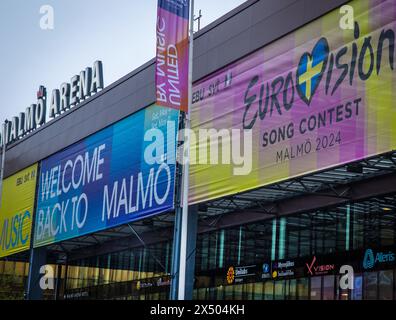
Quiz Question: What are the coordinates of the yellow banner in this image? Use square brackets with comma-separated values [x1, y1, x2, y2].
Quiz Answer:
[0, 164, 38, 258]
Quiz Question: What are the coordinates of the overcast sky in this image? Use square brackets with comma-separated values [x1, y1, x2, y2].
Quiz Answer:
[0, 0, 246, 123]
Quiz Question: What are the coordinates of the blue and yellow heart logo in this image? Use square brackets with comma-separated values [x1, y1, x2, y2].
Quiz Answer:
[296, 37, 329, 105]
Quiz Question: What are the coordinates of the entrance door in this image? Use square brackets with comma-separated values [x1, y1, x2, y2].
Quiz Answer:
[364, 271, 378, 300]
[310, 276, 321, 300]
[322, 275, 335, 300]
[378, 270, 394, 300]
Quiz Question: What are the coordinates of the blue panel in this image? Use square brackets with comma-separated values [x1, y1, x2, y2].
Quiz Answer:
[34, 105, 179, 247]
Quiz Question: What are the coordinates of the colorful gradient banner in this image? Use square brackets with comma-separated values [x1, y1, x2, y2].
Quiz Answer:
[189, 0, 396, 204]
[156, 0, 189, 111]
[34, 105, 179, 247]
[0, 164, 38, 258]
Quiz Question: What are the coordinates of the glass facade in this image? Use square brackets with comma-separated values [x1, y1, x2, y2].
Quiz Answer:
[0, 261, 62, 300]
[55, 195, 396, 300]
[63, 242, 173, 300]
[1, 195, 396, 300]
[0, 261, 29, 300]
[191, 197, 396, 300]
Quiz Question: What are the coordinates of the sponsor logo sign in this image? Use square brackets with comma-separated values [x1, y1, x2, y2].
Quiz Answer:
[305, 256, 335, 276]
[363, 248, 395, 270]
[226, 265, 256, 284]
[272, 260, 296, 279]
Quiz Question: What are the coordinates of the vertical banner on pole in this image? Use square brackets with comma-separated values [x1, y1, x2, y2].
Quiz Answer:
[156, 0, 190, 112]
[156, 0, 192, 300]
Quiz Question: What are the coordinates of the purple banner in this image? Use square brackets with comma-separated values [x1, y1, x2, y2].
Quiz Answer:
[156, 0, 189, 111]
[189, 0, 396, 204]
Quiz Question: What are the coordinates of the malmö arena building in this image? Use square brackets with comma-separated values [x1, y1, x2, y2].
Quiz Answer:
[2, 0, 396, 301]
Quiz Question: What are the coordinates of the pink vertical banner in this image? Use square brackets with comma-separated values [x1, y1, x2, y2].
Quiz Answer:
[156, 0, 190, 112]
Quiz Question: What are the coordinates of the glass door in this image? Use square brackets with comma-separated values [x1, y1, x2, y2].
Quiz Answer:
[378, 270, 393, 300]
[263, 281, 274, 300]
[363, 272, 378, 300]
[310, 276, 322, 300]
[253, 282, 263, 300]
[274, 280, 285, 300]
[352, 274, 363, 300]
[297, 278, 309, 300]
[322, 275, 335, 300]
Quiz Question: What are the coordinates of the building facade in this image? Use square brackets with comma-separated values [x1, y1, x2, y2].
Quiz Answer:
[2, 0, 396, 300]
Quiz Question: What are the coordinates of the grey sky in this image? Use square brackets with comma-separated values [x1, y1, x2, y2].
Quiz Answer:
[0, 0, 246, 123]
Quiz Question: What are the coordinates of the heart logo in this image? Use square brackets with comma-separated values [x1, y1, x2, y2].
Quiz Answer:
[296, 37, 329, 105]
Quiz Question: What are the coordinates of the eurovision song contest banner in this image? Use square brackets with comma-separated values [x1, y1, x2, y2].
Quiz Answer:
[156, 0, 189, 111]
[189, 0, 396, 204]
[0, 164, 38, 258]
[34, 105, 179, 247]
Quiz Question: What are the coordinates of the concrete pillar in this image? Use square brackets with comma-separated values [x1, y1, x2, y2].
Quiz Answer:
[26, 247, 47, 300]
[170, 205, 198, 300]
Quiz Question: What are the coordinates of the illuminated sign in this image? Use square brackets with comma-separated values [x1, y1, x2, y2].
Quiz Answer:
[272, 260, 295, 279]
[136, 276, 171, 290]
[261, 263, 271, 279]
[226, 265, 256, 284]
[1, 61, 104, 147]
[363, 248, 395, 270]
[306, 256, 335, 276]
[64, 291, 89, 300]
[226, 266, 235, 284]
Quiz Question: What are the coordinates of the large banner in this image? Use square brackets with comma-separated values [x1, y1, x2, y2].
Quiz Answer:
[0, 164, 38, 258]
[34, 105, 179, 247]
[189, 0, 396, 204]
[156, 0, 189, 111]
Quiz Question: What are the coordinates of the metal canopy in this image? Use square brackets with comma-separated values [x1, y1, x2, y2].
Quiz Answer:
[199, 152, 396, 219]
[44, 212, 176, 263]
[63, 151, 396, 262]
[3, 151, 396, 264]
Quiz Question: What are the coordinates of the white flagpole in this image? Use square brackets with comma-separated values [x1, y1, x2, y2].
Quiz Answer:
[177, 0, 194, 300]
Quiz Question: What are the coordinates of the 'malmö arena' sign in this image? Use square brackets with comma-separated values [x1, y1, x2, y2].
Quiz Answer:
[1, 61, 103, 147]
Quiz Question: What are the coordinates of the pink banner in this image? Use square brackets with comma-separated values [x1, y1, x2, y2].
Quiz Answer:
[156, 0, 189, 111]
[189, 0, 396, 204]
